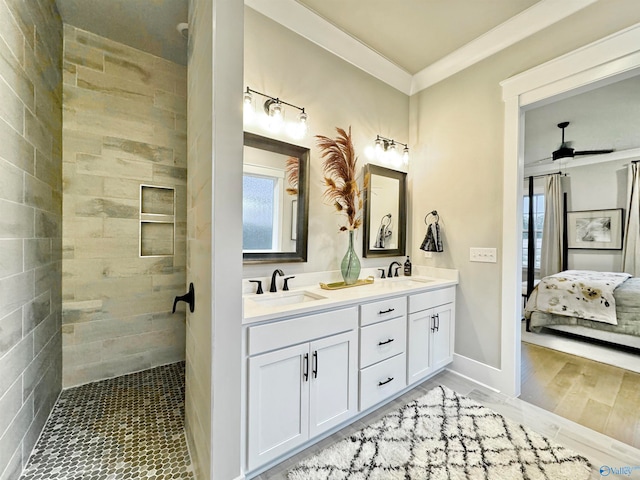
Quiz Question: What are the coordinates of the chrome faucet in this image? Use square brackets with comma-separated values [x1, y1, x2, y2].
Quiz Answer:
[387, 261, 402, 278]
[270, 269, 284, 292]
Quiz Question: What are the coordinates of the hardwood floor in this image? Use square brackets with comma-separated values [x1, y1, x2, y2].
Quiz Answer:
[253, 369, 640, 479]
[521, 341, 640, 450]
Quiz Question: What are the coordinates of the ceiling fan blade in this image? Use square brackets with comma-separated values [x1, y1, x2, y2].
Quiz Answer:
[552, 146, 574, 161]
[573, 149, 614, 156]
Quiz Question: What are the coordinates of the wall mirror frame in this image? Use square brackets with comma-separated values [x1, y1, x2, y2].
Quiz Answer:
[243, 132, 310, 263]
[362, 164, 407, 258]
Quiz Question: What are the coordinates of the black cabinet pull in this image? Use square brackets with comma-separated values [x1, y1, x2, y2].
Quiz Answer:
[378, 377, 394, 386]
[312, 351, 318, 378]
[435, 313, 440, 332]
[378, 308, 395, 315]
[378, 338, 395, 346]
[431, 314, 436, 332]
[303, 353, 309, 381]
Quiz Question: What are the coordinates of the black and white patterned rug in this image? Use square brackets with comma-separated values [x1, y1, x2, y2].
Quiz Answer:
[288, 385, 591, 480]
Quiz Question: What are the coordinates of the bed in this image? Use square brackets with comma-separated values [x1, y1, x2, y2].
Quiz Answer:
[524, 270, 640, 349]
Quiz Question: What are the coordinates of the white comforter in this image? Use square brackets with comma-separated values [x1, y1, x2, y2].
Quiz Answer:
[526, 270, 631, 325]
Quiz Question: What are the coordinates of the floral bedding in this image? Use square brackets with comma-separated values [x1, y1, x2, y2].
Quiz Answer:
[525, 270, 631, 325]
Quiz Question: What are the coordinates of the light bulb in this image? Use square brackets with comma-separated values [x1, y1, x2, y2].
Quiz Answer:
[402, 146, 409, 165]
[243, 89, 254, 122]
[297, 110, 308, 137]
[374, 137, 383, 158]
[268, 100, 283, 132]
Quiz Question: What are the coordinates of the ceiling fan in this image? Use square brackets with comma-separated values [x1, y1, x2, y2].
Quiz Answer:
[552, 121, 614, 161]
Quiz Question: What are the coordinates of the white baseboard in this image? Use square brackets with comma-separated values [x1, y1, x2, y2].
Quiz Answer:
[450, 353, 506, 393]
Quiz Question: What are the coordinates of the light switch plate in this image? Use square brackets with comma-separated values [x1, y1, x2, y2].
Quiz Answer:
[470, 247, 497, 263]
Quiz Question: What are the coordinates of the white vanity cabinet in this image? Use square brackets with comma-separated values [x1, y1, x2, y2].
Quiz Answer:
[246, 307, 358, 471]
[358, 297, 407, 411]
[407, 287, 456, 385]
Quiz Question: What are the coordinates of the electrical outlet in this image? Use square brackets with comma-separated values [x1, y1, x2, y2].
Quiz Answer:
[470, 247, 497, 263]
[424, 251, 433, 259]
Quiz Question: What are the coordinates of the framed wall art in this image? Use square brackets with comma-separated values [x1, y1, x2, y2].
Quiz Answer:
[567, 208, 623, 250]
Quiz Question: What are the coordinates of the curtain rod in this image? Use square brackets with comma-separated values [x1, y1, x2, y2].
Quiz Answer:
[523, 172, 567, 180]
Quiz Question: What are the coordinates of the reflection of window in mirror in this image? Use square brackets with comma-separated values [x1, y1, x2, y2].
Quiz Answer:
[243, 165, 283, 251]
[243, 132, 310, 263]
[243, 145, 297, 253]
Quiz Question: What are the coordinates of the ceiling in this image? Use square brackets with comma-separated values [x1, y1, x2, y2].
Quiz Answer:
[524, 75, 640, 166]
[295, 0, 539, 74]
[55, 0, 188, 65]
[54, 0, 598, 92]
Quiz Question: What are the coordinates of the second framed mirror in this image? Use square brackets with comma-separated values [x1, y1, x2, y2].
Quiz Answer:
[362, 164, 407, 258]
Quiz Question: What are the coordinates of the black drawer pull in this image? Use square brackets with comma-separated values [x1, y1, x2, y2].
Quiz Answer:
[378, 338, 395, 346]
[378, 377, 394, 387]
[378, 308, 395, 315]
[312, 351, 318, 378]
[303, 353, 309, 382]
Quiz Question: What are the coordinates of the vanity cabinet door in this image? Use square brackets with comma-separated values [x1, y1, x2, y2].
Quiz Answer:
[308, 330, 358, 438]
[407, 309, 432, 385]
[431, 302, 454, 371]
[247, 343, 310, 471]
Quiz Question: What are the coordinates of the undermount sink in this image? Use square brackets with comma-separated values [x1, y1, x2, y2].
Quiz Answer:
[379, 277, 434, 288]
[248, 290, 327, 307]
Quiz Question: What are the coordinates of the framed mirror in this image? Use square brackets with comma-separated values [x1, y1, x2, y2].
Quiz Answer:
[363, 164, 407, 258]
[243, 132, 309, 263]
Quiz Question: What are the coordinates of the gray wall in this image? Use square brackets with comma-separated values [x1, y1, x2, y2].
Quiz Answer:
[409, 0, 640, 369]
[0, 1, 63, 478]
[61, 25, 187, 387]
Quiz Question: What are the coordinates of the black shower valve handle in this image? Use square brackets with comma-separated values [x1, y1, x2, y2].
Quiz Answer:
[172, 283, 195, 313]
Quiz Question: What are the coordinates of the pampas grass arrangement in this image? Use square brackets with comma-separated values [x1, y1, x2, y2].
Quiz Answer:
[316, 126, 363, 231]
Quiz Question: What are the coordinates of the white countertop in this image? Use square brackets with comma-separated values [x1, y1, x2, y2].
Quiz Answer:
[243, 267, 458, 325]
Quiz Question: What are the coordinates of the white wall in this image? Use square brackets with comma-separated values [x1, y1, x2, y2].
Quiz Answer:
[564, 159, 629, 272]
[243, 7, 410, 281]
[186, 0, 243, 479]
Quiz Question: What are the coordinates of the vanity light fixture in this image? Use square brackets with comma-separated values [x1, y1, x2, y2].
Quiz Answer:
[374, 135, 409, 166]
[243, 87, 308, 138]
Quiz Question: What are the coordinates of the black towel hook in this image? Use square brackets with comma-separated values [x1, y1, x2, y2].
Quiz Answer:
[424, 210, 439, 225]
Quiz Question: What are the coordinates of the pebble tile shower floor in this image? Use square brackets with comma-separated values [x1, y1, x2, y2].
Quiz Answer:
[20, 362, 193, 480]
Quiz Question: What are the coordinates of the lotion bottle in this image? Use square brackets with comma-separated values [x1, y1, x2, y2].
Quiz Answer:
[404, 256, 412, 276]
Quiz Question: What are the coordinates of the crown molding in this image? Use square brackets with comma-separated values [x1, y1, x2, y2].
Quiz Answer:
[246, 0, 597, 97]
[411, 0, 598, 95]
[245, 0, 413, 94]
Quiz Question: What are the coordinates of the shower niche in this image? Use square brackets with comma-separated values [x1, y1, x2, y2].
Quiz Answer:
[139, 185, 176, 257]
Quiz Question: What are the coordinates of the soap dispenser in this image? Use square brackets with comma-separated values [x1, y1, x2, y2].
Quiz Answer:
[404, 256, 412, 276]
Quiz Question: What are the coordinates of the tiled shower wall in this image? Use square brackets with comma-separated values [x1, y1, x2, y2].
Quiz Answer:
[62, 26, 187, 387]
[0, 1, 63, 478]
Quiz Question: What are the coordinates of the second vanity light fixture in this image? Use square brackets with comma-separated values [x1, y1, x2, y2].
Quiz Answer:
[373, 135, 409, 166]
[243, 87, 308, 139]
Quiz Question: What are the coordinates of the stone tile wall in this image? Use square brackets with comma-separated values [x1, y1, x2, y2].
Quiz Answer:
[62, 26, 187, 387]
[0, 1, 63, 478]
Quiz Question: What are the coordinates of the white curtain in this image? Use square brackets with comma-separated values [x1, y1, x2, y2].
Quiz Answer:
[622, 162, 640, 276]
[540, 173, 564, 277]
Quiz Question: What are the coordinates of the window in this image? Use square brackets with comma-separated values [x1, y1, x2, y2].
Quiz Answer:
[522, 194, 545, 269]
[242, 164, 284, 251]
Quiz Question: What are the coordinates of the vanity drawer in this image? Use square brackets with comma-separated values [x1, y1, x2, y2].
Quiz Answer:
[409, 287, 455, 314]
[360, 297, 406, 327]
[360, 316, 406, 368]
[359, 353, 406, 411]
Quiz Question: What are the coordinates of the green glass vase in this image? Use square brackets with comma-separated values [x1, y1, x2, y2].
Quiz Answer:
[341, 230, 361, 285]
